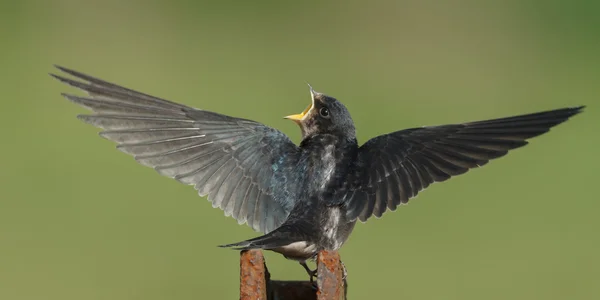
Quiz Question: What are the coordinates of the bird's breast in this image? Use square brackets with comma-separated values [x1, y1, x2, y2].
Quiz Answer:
[319, 206, 355, 250]
[316, 144, 338, 190]
[301, 135, 356, 195]
[323, 207, 342, 247]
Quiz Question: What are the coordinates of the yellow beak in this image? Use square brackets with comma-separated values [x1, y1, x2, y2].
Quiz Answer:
[283, 83, 318, 124]
[285, 83, 317, 122]
[284, 104, 312, 122]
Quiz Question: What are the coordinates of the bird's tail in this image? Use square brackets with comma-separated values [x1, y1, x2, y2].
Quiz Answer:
[218, 227, 297, 251]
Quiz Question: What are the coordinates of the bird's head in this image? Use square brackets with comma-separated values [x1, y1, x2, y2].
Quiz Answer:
[285, 85, 356, 140]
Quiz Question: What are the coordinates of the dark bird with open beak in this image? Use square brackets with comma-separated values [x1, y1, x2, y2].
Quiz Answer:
[52, 66, 583, 281]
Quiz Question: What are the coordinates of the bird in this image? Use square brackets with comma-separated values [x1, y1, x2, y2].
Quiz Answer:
[51, 65, 583, 281]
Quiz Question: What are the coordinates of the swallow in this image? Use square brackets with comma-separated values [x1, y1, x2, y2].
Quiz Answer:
[51, 66, 583, 281]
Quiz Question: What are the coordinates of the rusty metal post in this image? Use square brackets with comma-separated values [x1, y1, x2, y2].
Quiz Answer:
[316, 251, 346, 300]
[239, 250, 347, 300]
[240, 250, 268, 300]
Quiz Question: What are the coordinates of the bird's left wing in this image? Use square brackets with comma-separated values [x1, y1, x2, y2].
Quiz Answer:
[341, 107, 583, 222]
[52, 66, 302, 234]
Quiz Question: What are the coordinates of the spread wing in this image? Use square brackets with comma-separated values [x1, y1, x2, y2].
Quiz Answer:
[52, 66, 301, 233]
[343, 107, 584, 222]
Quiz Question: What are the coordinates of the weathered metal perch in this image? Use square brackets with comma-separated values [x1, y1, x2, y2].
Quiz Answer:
[240, 250, 347, 300]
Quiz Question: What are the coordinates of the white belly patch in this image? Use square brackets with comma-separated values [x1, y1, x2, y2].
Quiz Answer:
[274, 241, 317, 260]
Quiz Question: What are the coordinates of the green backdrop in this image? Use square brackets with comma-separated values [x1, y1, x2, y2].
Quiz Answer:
[1, 0, 598, 299]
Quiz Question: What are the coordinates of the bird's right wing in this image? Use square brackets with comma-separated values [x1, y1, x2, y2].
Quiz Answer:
[52, 66, 302, 234]
[341, 107, 584, 222]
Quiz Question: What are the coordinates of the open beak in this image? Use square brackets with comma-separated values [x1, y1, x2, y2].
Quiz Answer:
[285, 84, 316, 122]
[284, 104, 312, 122]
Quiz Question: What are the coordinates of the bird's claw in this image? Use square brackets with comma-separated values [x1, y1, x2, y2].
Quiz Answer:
[310, 275, 318, 290]
[302, 259, 347, 289]
[309, 269, 318, 281]
[300, 261, 318, 287]
[307, 268, 318, 290]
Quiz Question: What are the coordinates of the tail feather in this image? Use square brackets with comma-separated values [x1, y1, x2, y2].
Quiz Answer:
[218, 230, 295, 251]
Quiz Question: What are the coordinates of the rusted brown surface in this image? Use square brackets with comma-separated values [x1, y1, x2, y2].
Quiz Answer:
[316, 251, 346, 300]
[239, 250, 347, 300]
[240, 250, 268, 300]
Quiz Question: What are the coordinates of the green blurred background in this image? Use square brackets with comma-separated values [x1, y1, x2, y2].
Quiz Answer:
[1, 0, 599, 299]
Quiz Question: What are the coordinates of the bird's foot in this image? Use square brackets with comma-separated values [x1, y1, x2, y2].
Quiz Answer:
[300, 261, 318, 288]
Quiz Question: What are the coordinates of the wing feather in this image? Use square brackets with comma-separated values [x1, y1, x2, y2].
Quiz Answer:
[53, 66, 301, 233]
[344, 106, 584, 222]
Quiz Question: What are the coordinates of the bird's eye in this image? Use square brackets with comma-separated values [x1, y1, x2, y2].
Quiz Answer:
[319, 107, 330, 118]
